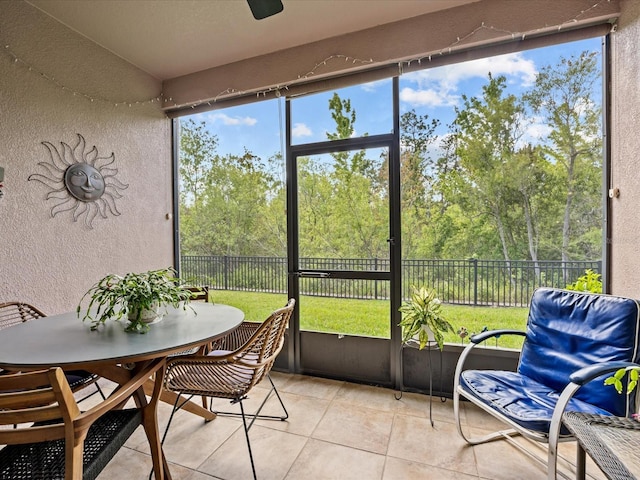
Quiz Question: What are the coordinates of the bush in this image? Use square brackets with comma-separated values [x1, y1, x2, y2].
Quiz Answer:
[565, 269, 602, 293]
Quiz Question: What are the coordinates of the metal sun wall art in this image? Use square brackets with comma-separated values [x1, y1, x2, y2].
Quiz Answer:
[28, 134, 128, 229]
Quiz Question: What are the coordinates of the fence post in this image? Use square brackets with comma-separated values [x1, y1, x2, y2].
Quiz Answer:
[471, 258, 478, 306]
[224, 255, 229, 290]
[374, 258, 378, 300]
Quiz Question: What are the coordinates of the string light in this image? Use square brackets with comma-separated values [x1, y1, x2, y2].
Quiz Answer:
[165, 54, 374, 110]
[2, 43, 163, 107]
[3, 0, 612, 111]
[165, 1, 612, 110]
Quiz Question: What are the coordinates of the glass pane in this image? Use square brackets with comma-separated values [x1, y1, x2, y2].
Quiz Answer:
[290, 80, 393, 145]
[298, 289, 390, 338]
[177, 99, 288, 297]
[398, 38, 602, 348]
[297, 148, 389, 264]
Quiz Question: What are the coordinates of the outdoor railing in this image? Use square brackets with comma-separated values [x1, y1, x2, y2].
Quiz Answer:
[180, 255, 601, 307]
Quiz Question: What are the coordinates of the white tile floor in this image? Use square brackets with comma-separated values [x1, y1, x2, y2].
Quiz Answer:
[93, 372, 604, 480]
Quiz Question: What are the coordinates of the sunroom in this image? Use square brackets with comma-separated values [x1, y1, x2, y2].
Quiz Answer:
[2, 1, 640, 479]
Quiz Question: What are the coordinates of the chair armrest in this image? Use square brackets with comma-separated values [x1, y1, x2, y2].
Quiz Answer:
[569, 361, 639, 386]
[470, 329, 525, 344]
[548, 360, 640, 478]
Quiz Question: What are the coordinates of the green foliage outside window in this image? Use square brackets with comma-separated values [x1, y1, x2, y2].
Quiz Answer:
[565, 269, 602, 293]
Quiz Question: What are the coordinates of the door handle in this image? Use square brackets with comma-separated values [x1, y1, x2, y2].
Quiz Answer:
[297, 271, 330, 278]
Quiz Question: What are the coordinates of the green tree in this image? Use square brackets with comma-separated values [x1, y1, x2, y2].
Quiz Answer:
[450, 74, 526, 264]
[399, 110, 441, 258]
[524, 51, 602, 263]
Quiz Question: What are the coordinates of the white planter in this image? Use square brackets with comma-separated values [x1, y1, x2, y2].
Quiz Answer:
[422, 324, 436, 342]
[128, 302, 161, 324]
[412, 324, 436, 344]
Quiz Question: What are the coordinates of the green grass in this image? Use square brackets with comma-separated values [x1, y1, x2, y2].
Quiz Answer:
[209, 290, 528, 349]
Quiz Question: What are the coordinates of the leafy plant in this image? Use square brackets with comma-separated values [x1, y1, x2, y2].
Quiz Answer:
[399, 286, 454, 350]
[78, 267, 193, 333]
[604, 366, 640, 394]
[565, 269, 602, 293]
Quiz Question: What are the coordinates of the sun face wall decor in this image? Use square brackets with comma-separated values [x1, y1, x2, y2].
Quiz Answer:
[28, 134, 128, 229]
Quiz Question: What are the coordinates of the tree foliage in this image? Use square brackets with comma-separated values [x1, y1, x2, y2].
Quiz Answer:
[178, 51, 603, 268]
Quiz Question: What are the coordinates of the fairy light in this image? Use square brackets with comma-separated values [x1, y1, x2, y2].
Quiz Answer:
[165, 54, 374, 110]
[2, 0, 612, 111]
[2, 43, 163, 107]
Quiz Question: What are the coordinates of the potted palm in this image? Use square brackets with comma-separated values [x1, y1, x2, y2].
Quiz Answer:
[399, 286, 454, 350]
[77, 267, 193, 333]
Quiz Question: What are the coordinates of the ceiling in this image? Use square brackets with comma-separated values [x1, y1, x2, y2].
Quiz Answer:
[27, 0, 478, 81]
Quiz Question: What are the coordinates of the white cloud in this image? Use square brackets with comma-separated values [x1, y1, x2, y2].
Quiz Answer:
[292, 122, 312, 138]
[400, 87, 459, 107]
[206, 112, 257, 126]
[524, 122, 552, 140]
[401, 52, 538, 108]
[360, 79, 387, 93]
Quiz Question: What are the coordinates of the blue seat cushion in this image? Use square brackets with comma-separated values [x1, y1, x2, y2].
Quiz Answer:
[460, 370, 614, 435]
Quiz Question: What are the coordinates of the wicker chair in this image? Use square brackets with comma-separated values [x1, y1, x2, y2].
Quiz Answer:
[160, 299, 295, 480]
[186, 285, 210, 302]
[0, 359, 166, 480]
[0, 302, 105, 402]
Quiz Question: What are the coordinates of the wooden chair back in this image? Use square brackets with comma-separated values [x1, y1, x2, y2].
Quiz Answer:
[0, 359, 166, 480]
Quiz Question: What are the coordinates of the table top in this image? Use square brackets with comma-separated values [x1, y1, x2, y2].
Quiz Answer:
[0, 302, 244, 370]
[563, 412, 640, 480]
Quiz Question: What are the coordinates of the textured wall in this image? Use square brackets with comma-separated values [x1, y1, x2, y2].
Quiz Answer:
[610, 0, 640, 297]
[0, 1, 173, 314]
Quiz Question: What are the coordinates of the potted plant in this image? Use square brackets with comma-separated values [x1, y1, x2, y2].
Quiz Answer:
[77, 267, 193, 333]
[399, 286, 454, 350]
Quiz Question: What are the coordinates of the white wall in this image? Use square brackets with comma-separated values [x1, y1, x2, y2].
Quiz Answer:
[610, 0, 640, 297]
[0, 1, 173, 314]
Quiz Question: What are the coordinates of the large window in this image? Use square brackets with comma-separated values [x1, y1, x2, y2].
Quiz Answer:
[176, 36, 605, 320]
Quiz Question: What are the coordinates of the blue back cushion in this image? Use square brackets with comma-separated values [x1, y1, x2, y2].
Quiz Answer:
[519, 288, 640, 416]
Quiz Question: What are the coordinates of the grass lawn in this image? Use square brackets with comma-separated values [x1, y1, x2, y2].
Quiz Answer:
[209, 289, 528, 349]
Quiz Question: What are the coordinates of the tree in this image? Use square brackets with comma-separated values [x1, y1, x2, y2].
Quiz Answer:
[450, 74, 526, 265]
[523, 51, 602, 264]
[399, 110, 441, 258]
[179, 119, 217, 206]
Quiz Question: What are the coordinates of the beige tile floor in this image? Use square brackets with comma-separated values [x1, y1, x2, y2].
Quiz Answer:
[93, 372, 606, 480]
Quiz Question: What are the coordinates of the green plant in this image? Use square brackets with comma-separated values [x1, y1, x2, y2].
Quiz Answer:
[565, 269, 602, 293]
[604, 366, 640, 394]
[398, 286, 455, 350]
[78, 267, 193, 333]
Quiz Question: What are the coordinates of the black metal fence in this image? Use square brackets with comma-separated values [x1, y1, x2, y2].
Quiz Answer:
[180, 255, 601, 307]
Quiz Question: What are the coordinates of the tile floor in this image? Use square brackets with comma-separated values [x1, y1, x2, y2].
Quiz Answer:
[93, 372, 605, 480]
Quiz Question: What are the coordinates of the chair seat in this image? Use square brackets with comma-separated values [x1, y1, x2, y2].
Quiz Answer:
[0, 409, 142, 480]
[460, 370, 614, 435]
[65, 370, 99, 389]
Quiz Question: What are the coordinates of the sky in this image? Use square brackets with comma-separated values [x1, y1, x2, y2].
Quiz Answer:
[184, 37, 602, 164]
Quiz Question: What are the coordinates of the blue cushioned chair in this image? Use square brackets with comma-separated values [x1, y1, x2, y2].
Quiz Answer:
[452, 287, 640, 479]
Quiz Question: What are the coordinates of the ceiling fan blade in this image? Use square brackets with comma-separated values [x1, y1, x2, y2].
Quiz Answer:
[247, 0, 284, 20]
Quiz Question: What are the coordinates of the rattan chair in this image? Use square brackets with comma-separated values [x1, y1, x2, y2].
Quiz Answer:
[160, 299, 295, 480]
[0, 301, 105, 402]
[0, 359, 166, 480]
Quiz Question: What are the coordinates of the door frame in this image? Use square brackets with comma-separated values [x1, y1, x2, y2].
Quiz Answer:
[284, 77, 403, 387]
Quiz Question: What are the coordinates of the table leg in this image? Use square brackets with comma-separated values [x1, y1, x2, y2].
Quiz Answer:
[576, 444, 586, 480]
[143, 361, 172, 480]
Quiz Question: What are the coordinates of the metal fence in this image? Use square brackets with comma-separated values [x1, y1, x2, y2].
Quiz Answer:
[180, 255, 601, 307]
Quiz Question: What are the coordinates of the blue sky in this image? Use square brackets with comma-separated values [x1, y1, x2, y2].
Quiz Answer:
[185, 37, 601, 163]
